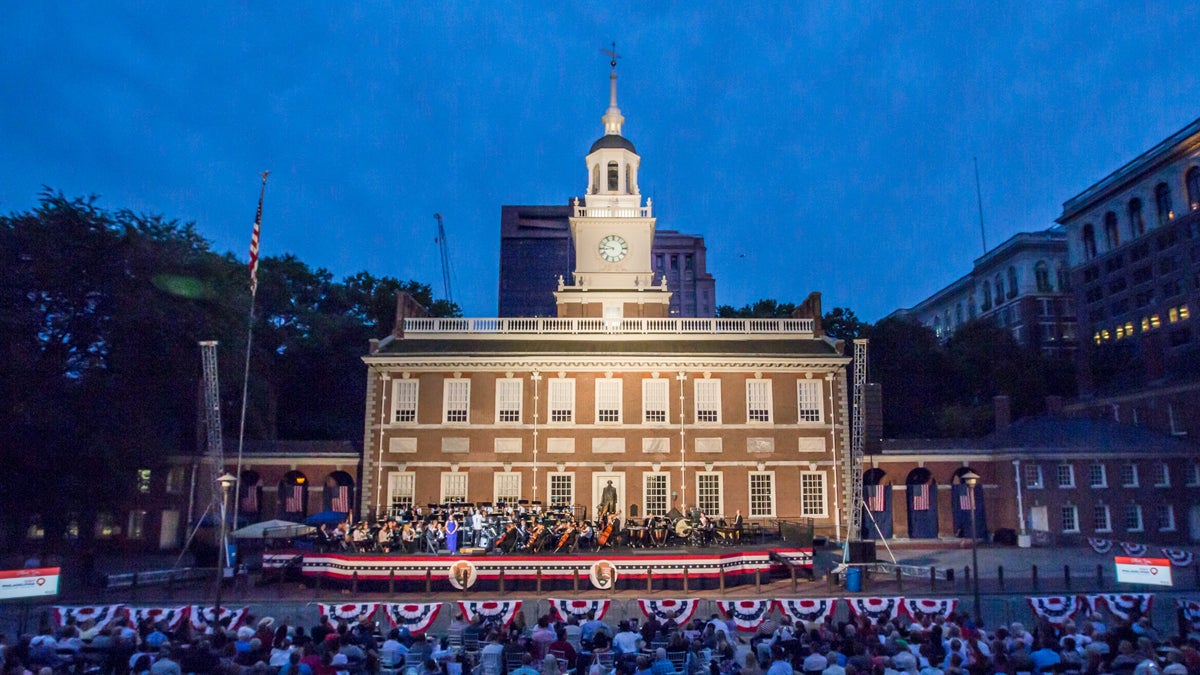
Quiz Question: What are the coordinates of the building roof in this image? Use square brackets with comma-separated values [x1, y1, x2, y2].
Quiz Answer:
[236, 440, 361, 457]
[373, 337, 841, 358]
[880, 416, 1198, 455]
[590, 134, 636, 154]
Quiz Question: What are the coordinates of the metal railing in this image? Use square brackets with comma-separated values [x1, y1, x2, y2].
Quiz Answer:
[105, 567, 209, 589]
[403, 317, 814, 335]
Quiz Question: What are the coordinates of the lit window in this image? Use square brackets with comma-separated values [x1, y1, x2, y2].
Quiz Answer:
[1151, 315, 1161, 329]
[548, 378, 575, 423]
[1155, 183, 1173, 227]
[1170, 307, 1180, 322]
[440, 472, 468, 503]
[1089, 463, 1107, 488]
[642, 379, 669, 424]
[695, 379, 721, 424]
[1182, 305, 1191, 320]
[495, 378, 522, 424]
[1056, 464, 1074, 489]
[1024, 464, 1043, 489]
[797, 379, 823, 423]
[644, 473, 669, 516]
[1125, 503, 1143, 532]
[746, 379, 773, 423]
[1141, 317, 1150, 332]
[392, 379, 419, 423]
[595, 378, 622, 423]
[94, 512, 118, 539]
[549, 473, 574, 507]
[1094, 504, 1111, 533]
[696, 473, 722, 515]
[1157, 504, 1175, 531]
[1116, 325, 1126, 339]
[1187, 166, 1200, 211]
[749, 472, 776, 518]
[1120, 463, 1139, 487]
[137, 469, 152, 494]
[1061, 505, 1079, 533]
[387, 473, 415, 513]
[1154, 462, 1170, 487]
[494, 472, 521, 504]
[443, 378, 470, 424]
[127, 510, 146, 539]
[800, 472, 826, 517]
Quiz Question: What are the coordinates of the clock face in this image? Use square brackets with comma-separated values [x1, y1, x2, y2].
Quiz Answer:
[598, 234, 628, 262]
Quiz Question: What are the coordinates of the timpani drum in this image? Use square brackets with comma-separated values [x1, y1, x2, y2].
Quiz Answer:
[626, 526, 646, 547]
[651, 517, 669, 546]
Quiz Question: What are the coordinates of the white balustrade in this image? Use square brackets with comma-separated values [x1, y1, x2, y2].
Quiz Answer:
[403, 317, 814, 335]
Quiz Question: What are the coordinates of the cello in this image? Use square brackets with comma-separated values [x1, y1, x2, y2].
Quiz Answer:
[556, 520, 576, 552]
[596, 515, 616, 548]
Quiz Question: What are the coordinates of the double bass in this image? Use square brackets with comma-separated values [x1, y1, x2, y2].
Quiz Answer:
[596, 514, 617, 548]
[556, 520, 576, 552]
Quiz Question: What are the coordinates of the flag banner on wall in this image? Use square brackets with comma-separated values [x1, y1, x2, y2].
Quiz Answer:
[382, 603, 441, 634]
[1087, 538, 1114, 554]
[1120, 542, 1148, 556]
[1026, 596, 1083, 626]
[845, 597, 902, 626]
[285, 485, 303, 512]
[1162, 549, 1194, 567]
[637, 598, 700, 625]
[457, 600, 522, 627]
[866, 485, 886, 512]
[241, 485, 258, 513]
[910, 484, 931, 511]
[1177, 599, 1200, 633]
[126, 606, 189, 631]
[1087, 594, 1154, 621]
[331, 486, 350, 513]
[189, 606, 249, 633]
[776, 599, 838, 625]
[53, 605, 124, 631]
[717, 599, 773, 632]
[548, 598, 610, 622]
[318, 603, 379, 627]
[901, 598, 958, 622]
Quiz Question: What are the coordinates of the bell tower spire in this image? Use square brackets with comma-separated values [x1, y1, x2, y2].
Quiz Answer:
[601, 42, 624, 136]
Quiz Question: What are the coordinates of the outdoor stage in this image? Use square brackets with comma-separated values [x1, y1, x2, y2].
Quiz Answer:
[263, 546, 814, 593]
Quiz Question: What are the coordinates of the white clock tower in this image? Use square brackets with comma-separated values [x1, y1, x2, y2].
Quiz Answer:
[555, 58, 672, 319]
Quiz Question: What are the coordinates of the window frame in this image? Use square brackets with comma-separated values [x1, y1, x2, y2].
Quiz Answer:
[440, 472, 468, 504]
[799, 471, 827, 518]
[1089, 463, 1107, 488]
[694, 379, 721, 425]
[1125, 503, 1144, 532]
[1157, 504, 1176, 532]
[1187, 463, 1200, 487]
[548, 378, 575, 424]
[493, 472, 521, 505]
[1120, 463, 1139, 488]
[1056, 463, 1075, 489]
[696, 472, 723, 516]
[796, 379, 823, 424]
[392, 379, 419, 424]
[494, 378, 522, 425]
[746, 378, 773, 424]
[1154, 462, 1170, 487]
[1024, 464, 1044, 489]
[387, 472, 416, 511]
[595, 378, 623, 424]
[1094, 504, 1111, 533]
[749, 471, 777, 518]
[642, 379, 669, 425]
[442, 378, 470, 424]
[1061, 504, 1079, 534]
[548, 472, 574, 508]
[643, 472, 670, 516]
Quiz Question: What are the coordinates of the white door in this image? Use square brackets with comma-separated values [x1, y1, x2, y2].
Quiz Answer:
[1029, 506, 1049, 532]
[1189, 505, 1200, 543]
[159, 510, 180, 550]
[591, 472, 626, 520]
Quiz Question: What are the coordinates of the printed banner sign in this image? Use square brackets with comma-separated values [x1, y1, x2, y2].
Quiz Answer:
[0, 567, 59, 600]
[1115, 557, 1173, 587]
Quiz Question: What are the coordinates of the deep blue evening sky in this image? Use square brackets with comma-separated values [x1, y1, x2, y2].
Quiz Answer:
[4, 4, 1200, 321]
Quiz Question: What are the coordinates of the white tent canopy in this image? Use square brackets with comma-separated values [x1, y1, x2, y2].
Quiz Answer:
[230, 519, 314, 539]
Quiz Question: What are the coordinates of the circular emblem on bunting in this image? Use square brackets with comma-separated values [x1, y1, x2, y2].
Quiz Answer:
[589, 560, 618, 590]
[449, 559, 478, 590]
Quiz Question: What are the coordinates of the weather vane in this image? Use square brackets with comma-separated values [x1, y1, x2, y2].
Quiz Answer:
[601, 41, 620, 69]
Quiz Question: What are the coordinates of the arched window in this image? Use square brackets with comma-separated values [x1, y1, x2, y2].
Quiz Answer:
[1006, 266, 1018, 299]
[982, 284, 992, 311]
[1187, 167, 1200, 212]
[1103, 211, 1120, 250]
[1035, 261, 1051, 292]
[626, 164, 633, 195]
[994, 276, 1004, 305]
[591, 164, 599, 194]
[1155, 182, 1172, 226]
[1128, 198, 1145, 237]
[607, 161, 619, 192]
[1082, 223, 1097, 259]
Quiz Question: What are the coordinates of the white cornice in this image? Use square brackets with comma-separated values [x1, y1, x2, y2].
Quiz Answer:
[362, 355, 850, 371]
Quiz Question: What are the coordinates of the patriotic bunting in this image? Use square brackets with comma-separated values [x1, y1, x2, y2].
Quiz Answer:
[1162, 549, 1195, 567]
[318, 603, 379, 627]
[717, 600, 773, 632]
[548, 599, 610, 622]
[53, 605, 124, 631]
[126, 606, 189, 631]
[382, 603, 442, 634]
[189, 606, 249, 633]
[1178, 599, 1200, 633]
[1026, 596, 1083, 626]
[1087, 594, 1154, 621]
[776, 599, 839, 625]
[901, 598, 958, 622]
[1120, 542, 1148, 556]
[637, 598, 700, 625]
[846, 597, 902, 626]
[457, 600, 522, 627]
[1087, 538, 1113, 554]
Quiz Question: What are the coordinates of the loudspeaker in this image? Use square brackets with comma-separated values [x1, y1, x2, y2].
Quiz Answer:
[458, 547, 488, 557]
[847, 541, 876, 563]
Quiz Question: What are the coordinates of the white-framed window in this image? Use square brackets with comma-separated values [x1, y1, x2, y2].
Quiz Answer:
[548, 379, 575, 423]
[1094, 504, 1111, 533]
[697, 472, 723, 515]
[1157, 504, 1176, 531]
[1061, 504, 1079, 533]
[548, 473, 574, 507]
[749, 472, 776, 518]
[495, 378, 522, 424]
[441, 472, 468, 503]
[1089, 463, 1107, 488]
[1056, 464, 1075, 489]
[443, 378, 470, 424]
[644, 472, 670, 516]
[1125, 503, 1143, 532]
[165, 466, 186, 494]
[800, 471, 827, 518]
[746, 378, 773, 423]
[494, 472, 521, 504]
[797, 379, 823, 423]
[595, 378, 622, 424]
[695, 379, 721, 424]
[1153, 462, 1170, 487]
[642, 379, 669, 424]
[1120, 463, 1139, 487]
[127, 510, 147, 540]
[392, 379, 419, 423]
[1024, 464, 1043, 489]
[1188, 463, 1200, 487]
[387, 472, 415, 510]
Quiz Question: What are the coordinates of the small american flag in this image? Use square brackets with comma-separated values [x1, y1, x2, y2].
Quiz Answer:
[285, 485, 303, 512]
[958, 489, 976, 511]
[911, 484, 930, 511]
[331, 486, 350, 513]
[248, 172, 269, 296]
[241, 486, 258, 513]
[865, 484, 886, 512]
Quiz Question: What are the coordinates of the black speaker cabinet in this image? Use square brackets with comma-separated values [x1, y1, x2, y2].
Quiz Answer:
[847, 540, 876, 563]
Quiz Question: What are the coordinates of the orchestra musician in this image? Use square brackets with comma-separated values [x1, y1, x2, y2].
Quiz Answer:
[576, 519, 595, 551]
[554, 519, 578, 553]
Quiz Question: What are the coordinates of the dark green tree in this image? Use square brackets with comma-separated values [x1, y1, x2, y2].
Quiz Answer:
[716, 298, 797, 318]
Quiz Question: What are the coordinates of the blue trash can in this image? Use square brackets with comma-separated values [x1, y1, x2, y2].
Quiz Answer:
[845, 567, 863, 592]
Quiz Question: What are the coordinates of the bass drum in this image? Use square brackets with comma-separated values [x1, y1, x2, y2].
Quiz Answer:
[674, 518, 693, 538]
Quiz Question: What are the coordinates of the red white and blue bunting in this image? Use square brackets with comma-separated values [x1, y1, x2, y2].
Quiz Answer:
[53, 605, 124, 631]
[318, 603, 379, 627]
[1087, 538, 1114, 554]
[548, 598, 610, 622]
[776, 599, 838, 625]
[1027, 596, 1083, 626]
[846, 597, 902, 626]
[457, 600, 522, 627]
[1087, 594, 1154, 621]
[1162, 549, 1195, 567]
[1120, 542, 1149, 556]
[901, 598, 958, 622]
[718, 600, 773, 632]
[126, 606, 189, 631]
[382, 603, 442, 634]
[637, 598, 700, 625]
[189, 606, 249, 633]
[1178, 599, 1200, 633]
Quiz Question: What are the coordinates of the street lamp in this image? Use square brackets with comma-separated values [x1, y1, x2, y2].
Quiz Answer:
[213, 472, 237, 627]
[962, 470, 982, 626]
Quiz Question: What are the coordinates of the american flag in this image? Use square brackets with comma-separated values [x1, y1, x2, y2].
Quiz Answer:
[331, 486, 350, 513]
[911, 484, 930, 511]
[865, 484, 886, 512]
[248, 171, 269, 296]
[285, 485, 303, 512]
[958, 488, 976, 511]
[240, 486, 258, 513]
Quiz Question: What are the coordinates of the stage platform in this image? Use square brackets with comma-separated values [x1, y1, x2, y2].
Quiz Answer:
[264, 545, 813, 593]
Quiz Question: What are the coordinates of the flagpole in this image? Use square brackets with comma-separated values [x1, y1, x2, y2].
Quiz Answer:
[231, 171, 269, 548]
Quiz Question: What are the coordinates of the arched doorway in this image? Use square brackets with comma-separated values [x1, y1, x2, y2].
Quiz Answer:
[951, 467, 987, 539]
[861, 468, 893, 539]
[324, 471, 355, 515]
[905, 468, 938, 539]
[239, 470, 262, 521]
[278, 471, 309, 520]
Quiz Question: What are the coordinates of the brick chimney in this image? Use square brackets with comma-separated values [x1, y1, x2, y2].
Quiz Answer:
[994, 395, 1012, 431]
[791, 291, 824, 337]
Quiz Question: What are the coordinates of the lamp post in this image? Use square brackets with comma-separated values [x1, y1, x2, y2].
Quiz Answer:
[213, 472, 237, 627]
[962, 470, 982, 626]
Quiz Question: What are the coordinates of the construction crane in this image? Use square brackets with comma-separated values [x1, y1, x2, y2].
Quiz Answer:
[434, 213, 454, 306]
